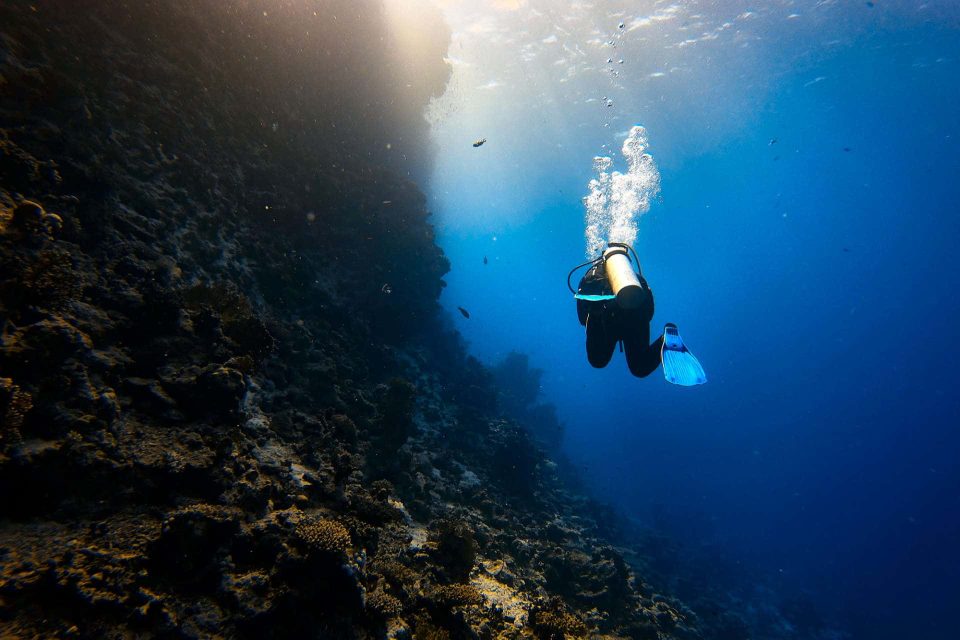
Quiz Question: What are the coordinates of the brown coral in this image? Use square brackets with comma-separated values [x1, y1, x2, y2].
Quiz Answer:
[12, 249, 82, 311]
[430, 518, 478, 582]
[7, 201, 63, 238]
[331, 413, 358, 443]
[295, 518, 352, 556]
[529, 604, 589, 640]
[366, 587, 404, 618]
[428, 584, 483, 609]
[373, 559, 418, 592]
[0, 377, 32, 443]
[10, 200, 43, 232]
[413, 616, 452, 640]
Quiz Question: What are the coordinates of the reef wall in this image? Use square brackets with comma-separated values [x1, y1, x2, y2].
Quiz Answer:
[0, 3, 794, 639]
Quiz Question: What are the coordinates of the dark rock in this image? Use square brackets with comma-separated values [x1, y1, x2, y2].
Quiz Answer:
[148, 503, 240, 591]
[158, 364, 245, 419]
[331, 413, 359, 444]
[430, 518, 478, 583]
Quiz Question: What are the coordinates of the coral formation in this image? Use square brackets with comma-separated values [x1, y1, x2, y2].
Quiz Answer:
[366, 587, 405, 619]
[9, 200, 63, 237]
[428, 583, 484, 609]
[413, 616, 453, 640]
[295, 518, 352, 557]
[529, 601, 589, 639]
[430, 517, 479, 582]
[0, 377, 32, 444]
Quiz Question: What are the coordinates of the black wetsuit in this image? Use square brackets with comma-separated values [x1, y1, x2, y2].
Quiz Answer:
[576, 263, 663, 378]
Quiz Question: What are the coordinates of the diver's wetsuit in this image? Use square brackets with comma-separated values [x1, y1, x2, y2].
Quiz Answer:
[576, 263, 663, 377]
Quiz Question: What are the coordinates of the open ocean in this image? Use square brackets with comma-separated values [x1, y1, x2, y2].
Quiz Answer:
[429, 2, 960, 638]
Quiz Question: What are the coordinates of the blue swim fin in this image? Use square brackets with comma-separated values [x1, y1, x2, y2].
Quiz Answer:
[661, 324, 707, 386]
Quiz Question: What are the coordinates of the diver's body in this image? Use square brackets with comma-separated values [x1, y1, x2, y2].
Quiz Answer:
[569, 242, 706, 385]
[576, 261, 664, 377]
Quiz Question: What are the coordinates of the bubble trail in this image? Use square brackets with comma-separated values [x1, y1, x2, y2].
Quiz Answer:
[582, 125, 661, 257]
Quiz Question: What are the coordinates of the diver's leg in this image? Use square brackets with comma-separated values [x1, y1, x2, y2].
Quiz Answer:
[586, 312, 617, 368]
[577, 298, 589, 326]
[623, 319, 664, 378]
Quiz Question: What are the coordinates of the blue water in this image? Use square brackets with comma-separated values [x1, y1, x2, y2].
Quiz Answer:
[425, 2, 960, 638]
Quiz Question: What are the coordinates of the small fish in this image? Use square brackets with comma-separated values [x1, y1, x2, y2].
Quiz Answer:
[381, 283, 392, 294]
[769, 138, 778, 145]
[843, 147, 851, 152]
[457, 306, 470, 319]
[472, 138, 486, 148]
[843, 247, 851, 252]
[483, 256, 488, 265]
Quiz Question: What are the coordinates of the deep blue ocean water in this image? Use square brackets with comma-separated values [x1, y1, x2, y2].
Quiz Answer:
[422, 2, 960, 638]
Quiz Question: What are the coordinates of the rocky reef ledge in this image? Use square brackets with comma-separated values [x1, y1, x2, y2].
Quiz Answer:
[0, 3, 809, 640]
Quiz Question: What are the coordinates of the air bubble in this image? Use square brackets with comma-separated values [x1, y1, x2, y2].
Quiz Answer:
[583, 126, 661, 257]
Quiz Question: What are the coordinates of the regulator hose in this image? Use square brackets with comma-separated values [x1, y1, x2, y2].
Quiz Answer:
[566, 256, 604, 295]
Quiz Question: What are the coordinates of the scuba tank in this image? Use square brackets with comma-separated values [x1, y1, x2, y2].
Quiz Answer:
[602, 244, 645, 309]
[567, 242, 647, 309]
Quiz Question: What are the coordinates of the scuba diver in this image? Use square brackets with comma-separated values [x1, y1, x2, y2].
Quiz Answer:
[567, 243, 706, 385]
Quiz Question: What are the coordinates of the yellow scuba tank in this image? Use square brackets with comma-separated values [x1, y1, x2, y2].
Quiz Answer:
[602, 244, 645, 309]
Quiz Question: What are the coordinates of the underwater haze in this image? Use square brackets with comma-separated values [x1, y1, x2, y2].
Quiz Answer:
[428, 1, 960, 639]
[2, 0, 959, 637]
